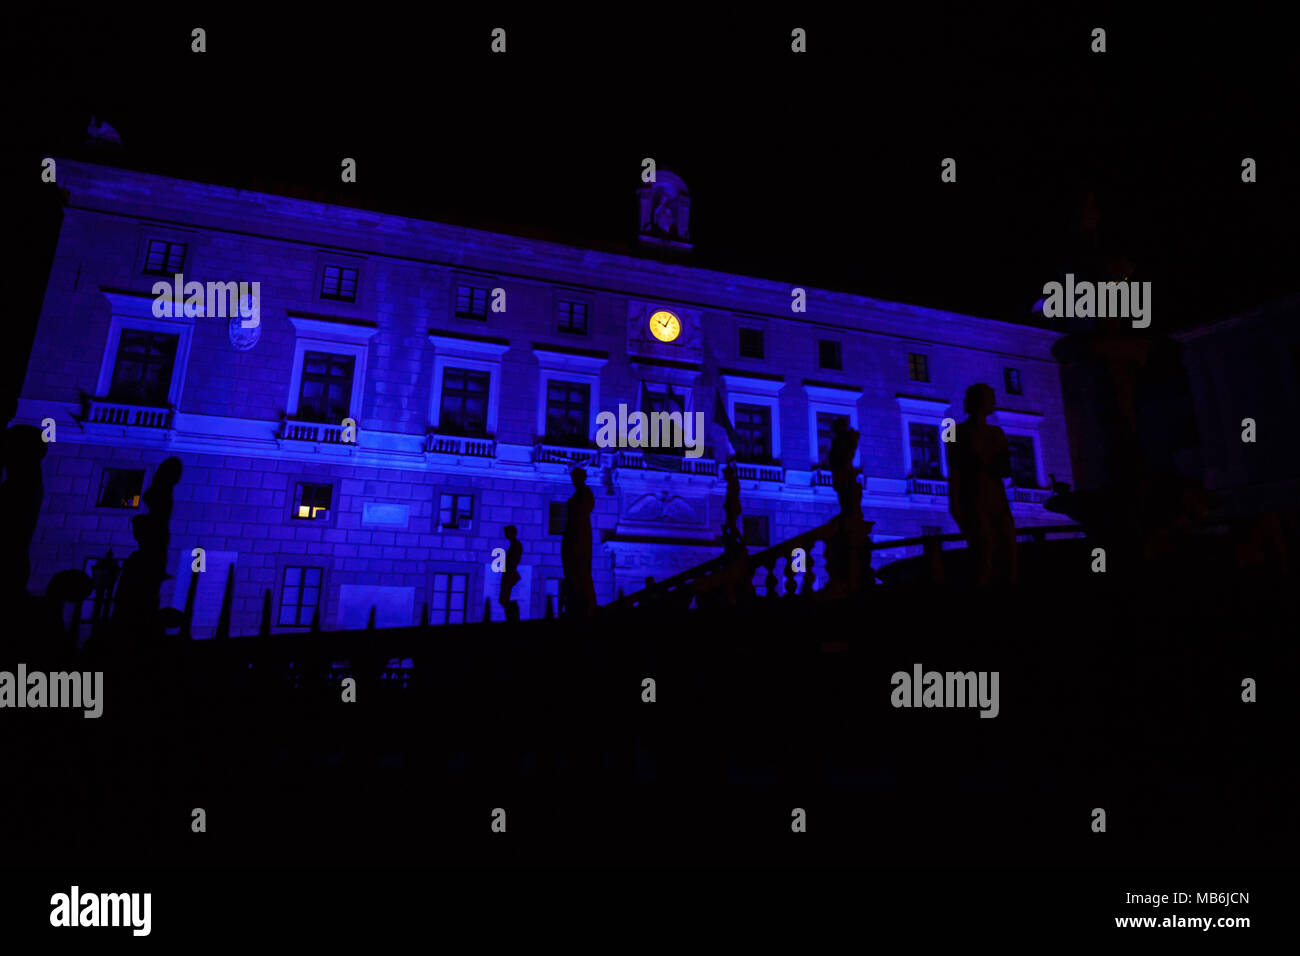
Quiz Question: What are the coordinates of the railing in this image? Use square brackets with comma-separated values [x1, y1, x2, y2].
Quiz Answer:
[426, 432, 496, 458]
[534, 442, 600, 468]
[88, 401, 171, 429]
[908, 476, 948, 496]
[812, 470, 865, 488]
[1010, 486, 1053, 505]
[733, 461, 785, 483]
[614, 449, 719, 476]
[280, 420, 351, 444]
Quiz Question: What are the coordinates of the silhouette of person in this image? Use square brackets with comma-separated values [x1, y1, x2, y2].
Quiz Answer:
[949, 384, 1018, 584]
[499, 525, 523, 621]
[827, 417, 861, 518]
[560, 467, 596, 617]
[0, 425, 48, 605]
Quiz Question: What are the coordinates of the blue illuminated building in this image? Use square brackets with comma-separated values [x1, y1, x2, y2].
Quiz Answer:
[16, 160, 1074, 635]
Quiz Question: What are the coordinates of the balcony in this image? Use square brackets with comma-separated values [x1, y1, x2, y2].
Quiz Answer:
[811, 469, 866, 488]
[614, 449, 719, 477]
[279, 419, 352, 445]
[1010, 486, 1053, 505]
[534, 442, 601, 469]
[733, 461, 785, 483]
[426, 431, 496, 459]
[908, 476, 949, 497]
[88, 401, 172, 430]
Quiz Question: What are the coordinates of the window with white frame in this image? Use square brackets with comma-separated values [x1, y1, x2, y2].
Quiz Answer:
[896, 395, 955, 480]
[533, 347, 608, 447]
[285, 315, 378, 425]
[992, 408, 1046, 489]
[720, 372, 784, 464]
[804, 383, 861, 470]
[95, 291, 195, 411]
[427, 332, 509, 441]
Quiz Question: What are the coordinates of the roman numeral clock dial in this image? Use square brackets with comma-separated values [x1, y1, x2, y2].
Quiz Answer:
[649, 309, 681, 343]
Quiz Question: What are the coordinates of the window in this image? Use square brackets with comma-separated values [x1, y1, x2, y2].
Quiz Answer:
[296, 351, 355, 423]
[815, 412, 849, 467]
[97, 468, 144, 508]
[143, 239, 186, 275]
[907, 353, 930, 382]
[438, 493, 474, 531]
[742, 515, 770, 546]
[738, 328, 764, 359]
[818, 340, 842, 371]
[548, 501, 567, 535]
[430, 572, 469, 625]
[556, 300, 588, 335]
[320, 265, 359, 302]
[1004, 368, 1023, 396]
[292, 482, 332, 521]
[279, 566, 323, 627]
[108, 329, 178, 406]
[734, 403, 773, 463]
[80, 553, 124, 626]
[438, 367, 490, 436]
[545, 380, 590, 445]
[908, 423, 943, 479]
[455, 285, 489, 319]
[1007, 435, 1038, 487]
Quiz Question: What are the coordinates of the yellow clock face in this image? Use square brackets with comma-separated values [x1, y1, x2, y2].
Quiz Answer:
[649, 310, 682, 343]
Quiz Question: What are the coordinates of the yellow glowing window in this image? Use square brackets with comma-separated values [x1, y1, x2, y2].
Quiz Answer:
[293, 482, 331, 521]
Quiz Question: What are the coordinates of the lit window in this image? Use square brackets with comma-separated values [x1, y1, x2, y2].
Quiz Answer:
[292, 482, 332, 520]
[97, 468, 144, 509]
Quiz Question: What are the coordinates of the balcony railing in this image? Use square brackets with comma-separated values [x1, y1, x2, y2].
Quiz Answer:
[426, 432, 496, 458]
[1010, 486, 1053, 505]
[812, 470, 865, 488]
[88, 401, 171, 429]
[280, 420, 351, 444]
[534, 442, 600, 468]
[733, 461, 785, 483]
[908, 476, 949, 496]
[614, 449, 719, 477]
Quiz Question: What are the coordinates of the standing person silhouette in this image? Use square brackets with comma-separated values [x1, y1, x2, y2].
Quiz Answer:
[560, 467, 596, 617]
[948, 384, 1018, 585]
[499, 525, 523, 621]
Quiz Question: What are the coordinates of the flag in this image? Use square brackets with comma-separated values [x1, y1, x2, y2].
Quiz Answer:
[713, 387, 739, 454]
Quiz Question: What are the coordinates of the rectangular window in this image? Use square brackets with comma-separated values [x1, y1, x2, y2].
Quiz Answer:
[143, 239, 186, 275]
[815, 412, 849, 467]
[907, 353, 930, 383]
[545, 380, 590, 445]
[1004, 367, 1023, 396]
[438, 493, 474, 531]
[908, 423, 943, 479]
[742, 515, 770, 546]
[279, 566, 323, 627]
[1007, 435, 1038, 487]
[108, 329, 178, 406]
[818, 339, 842, 371]
[97, 468, 144, 508]
[556, 300, 588, 335]
[455, 285, 490, 319]
[292, 482, 332, 521]
[548, 501, 567, 535]
[297, 351, 355, 423]
[430, 572, 469, 625]
[734, 403, 773, 463]
[738, 328, 765, 359]
[439, 367, 490, 436]
[320, 265, 359, 302]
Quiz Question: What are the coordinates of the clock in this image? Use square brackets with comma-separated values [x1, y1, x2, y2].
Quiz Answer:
[649, 310, 681, 343]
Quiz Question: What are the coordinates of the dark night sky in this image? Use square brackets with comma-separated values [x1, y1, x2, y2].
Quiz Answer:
[8, 9, 1299, 343]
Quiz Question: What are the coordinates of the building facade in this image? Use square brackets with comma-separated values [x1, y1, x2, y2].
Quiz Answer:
[16, 160, 1074, 636]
